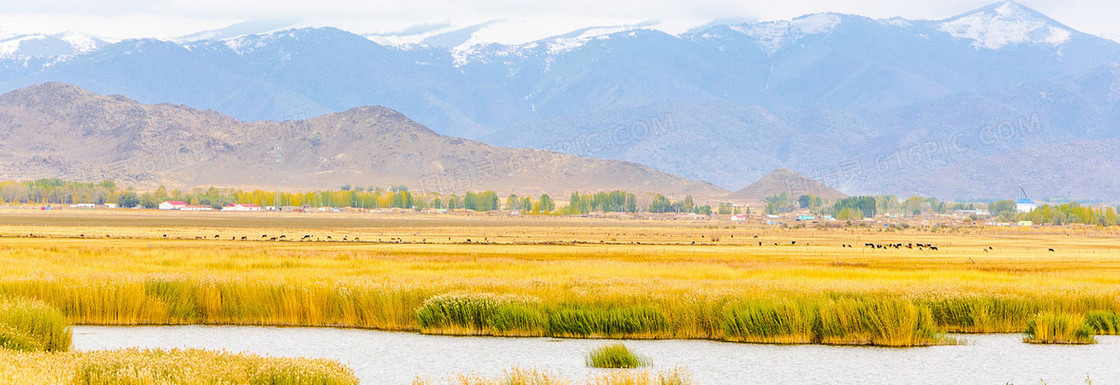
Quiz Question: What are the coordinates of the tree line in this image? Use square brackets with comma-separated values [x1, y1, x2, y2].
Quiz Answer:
[988, 200, 1120, 226]
[763, 193, 980, 220]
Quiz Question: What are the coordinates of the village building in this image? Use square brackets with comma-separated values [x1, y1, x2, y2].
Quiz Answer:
[158, 201, 188, 210]
[222, 204, 262, 212]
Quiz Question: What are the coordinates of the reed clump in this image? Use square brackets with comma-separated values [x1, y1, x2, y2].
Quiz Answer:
[721, 299, 814, 344]
[586, 343, 649, 369]
[1083, 311, 1120, 335]
[417, 293, 548, 336]
[926, 296, 1040, 333]
[814, 298, 942, 347]
[549, 306, 668, 338]
[0, 297, 71, 352]
[1023, 312, 1095, 344]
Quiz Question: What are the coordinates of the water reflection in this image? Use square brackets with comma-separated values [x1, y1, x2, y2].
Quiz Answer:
[73, 326, 1117, 384]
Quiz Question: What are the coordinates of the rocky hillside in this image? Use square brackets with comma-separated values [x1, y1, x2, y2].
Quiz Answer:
[0, 83, 726, 197]
[727, 168, 848, 202]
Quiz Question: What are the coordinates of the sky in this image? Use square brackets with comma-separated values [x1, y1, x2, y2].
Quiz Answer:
[0, 0, 1118, 43]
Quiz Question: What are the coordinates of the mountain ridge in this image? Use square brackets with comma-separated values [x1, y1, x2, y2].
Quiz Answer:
[0, 83, 727, 198]
[1, 2, 1117, 200]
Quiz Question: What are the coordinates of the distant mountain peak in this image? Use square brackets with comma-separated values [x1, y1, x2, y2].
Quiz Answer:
[727, 168, 847, 201]
[729, 13, 843, 52]
[0, 32, 105, 59]
[176, 19, 300, 43]
[939, 1, 1073, 49]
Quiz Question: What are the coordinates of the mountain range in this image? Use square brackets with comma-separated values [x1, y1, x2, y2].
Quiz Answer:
[0, 1, 1117, 201]
[0, 83, 723, 197]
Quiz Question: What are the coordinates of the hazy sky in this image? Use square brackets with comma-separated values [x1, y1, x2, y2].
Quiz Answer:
[1, 0, 1117, 42]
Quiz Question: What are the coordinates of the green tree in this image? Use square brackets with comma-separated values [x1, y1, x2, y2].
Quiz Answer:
[118, 191, 140, 208]
[539, 194, 554, 213]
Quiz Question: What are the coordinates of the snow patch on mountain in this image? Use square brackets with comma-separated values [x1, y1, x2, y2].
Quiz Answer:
[0, 32, 104, 59]
[0, 35, 41, 58]
[939, 1, 1071, 49]
[221, 31, 294, 55]
[731, 13, 841, 52]
[544, 26, 633, 56]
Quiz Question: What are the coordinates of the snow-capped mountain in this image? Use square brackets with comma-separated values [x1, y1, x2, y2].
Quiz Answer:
[939, 1, 1072, 49]
[0, 33, 106, 60]
[1, 1, 1119, 200]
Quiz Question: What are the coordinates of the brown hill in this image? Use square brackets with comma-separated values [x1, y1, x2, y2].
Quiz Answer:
[727, 168, 847, 202]
[0, 83, 727, 197]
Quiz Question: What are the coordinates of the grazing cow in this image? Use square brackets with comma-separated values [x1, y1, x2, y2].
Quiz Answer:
[791, 241, 797, 245]
[279, 235, 286, 239]
[241, 236, 247, 240]
[1049, 248, 1055, 252]
[215, 235, 220, 238]
[865, 243, 875, 248]
[759, 242, 763, 246]
[930, 246, 938, 251]
[262, 235, 268, 238]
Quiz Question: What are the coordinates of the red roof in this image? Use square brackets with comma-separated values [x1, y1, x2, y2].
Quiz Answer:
[164, 201, 188, 206]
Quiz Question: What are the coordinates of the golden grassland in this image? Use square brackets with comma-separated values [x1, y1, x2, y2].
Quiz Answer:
[0, 348, 359, 385]
[0, 285, 358, 385]
[1, 209, 1119, 346]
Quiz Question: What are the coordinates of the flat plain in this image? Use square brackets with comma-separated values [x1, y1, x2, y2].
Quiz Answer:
[1, 208, 1118, 346]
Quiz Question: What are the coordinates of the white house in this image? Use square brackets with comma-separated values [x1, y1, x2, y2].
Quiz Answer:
[222, 204, 262, 212]
[1016, 199, 1037, 213]
[730, 214, 748, 222]
[181, 205, 213, 211]
[158, 201, 188, 210]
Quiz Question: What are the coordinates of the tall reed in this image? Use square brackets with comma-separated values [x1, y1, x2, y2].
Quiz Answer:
[0, 297, 71, 352]
[549, 306, 669, 338]
[721, 299, 815, 344]
[417, 293, 548, 336]
[1023, 312, 1095, 344]
[586, 343, 649, 368]
[815, 298, 942, 346]
[1083, 311, 1120, 335]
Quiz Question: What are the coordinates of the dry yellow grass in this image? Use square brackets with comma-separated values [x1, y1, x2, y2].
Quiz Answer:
[0, 348, 358, 385]
[411, 367, 692, 385]
[0, 209, 1118, 343]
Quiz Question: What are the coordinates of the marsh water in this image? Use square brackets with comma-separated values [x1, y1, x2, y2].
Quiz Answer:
[72, 326, 1117, 384]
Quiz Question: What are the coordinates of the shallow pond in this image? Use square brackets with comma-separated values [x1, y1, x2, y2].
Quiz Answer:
[73, 326, 1117, 384]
